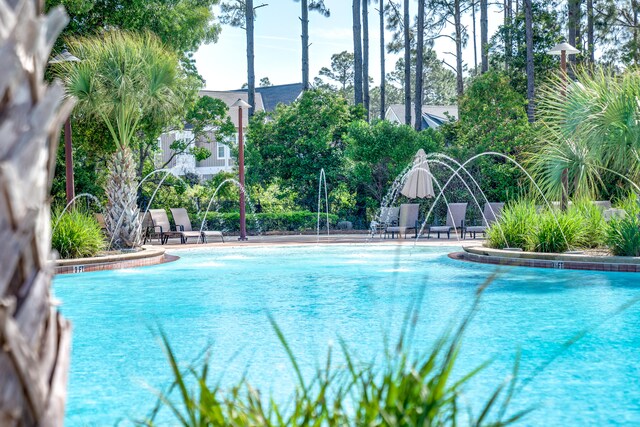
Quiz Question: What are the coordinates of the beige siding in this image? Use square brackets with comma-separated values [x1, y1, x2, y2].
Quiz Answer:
[196, 131, 226, 167]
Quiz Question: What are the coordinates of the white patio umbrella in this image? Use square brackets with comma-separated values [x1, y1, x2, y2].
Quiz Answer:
[401, 149, 435, 199]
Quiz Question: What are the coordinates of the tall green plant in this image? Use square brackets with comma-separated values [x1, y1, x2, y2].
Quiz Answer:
[527, 209, 586, 253]
[486, 200, 537, 250]
[606, 195, 640, 256]
[55, 31, 185, 248]
[51, 209, 105, 259]
[530, 67, 640, 200]
[139, 287, 529, 426]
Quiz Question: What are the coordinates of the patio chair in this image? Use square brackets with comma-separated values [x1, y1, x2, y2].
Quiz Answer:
[170, 208, 224, 243]
[147, 209, 184, 244]
[427, 203, 468, 239]
[592, 201, 612, 211]
[370, 206, 400, 238]
[385, 203, 420, 238]
[463, 202, 505, 239]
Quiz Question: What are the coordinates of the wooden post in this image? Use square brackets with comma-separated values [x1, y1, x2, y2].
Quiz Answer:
[560, 49, 569, 212]
[64, 117, 75, 206]
[238, 106, 247, 241]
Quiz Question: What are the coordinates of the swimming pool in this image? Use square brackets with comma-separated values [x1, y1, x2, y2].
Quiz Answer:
[53, 244, 640, 426]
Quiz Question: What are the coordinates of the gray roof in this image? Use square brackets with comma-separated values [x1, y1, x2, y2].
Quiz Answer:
[199, 90, 266, 128]
[386, 104, 458, 129]
[231, 83, 303, 112]
[199, 83, 303, 128]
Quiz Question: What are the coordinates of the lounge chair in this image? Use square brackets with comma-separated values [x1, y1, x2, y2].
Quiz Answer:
[427, 203, 468, 239]
[463, 202, 505, 239]
[171, 208, 224, 243]
[385, 203, 420, 238]
[370, 206, 400, 238]
[146, 209, 185, 244]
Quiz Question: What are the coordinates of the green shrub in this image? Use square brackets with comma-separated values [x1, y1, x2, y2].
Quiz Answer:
[606, 195, 640, 256]
[51, 209, 105, 259]
[486, 200, 537, 249]
[141, 295, 528, 427]
[528, 209, 586, 253]
[199, 210, 339, 233]
[569, 201, 607, 248]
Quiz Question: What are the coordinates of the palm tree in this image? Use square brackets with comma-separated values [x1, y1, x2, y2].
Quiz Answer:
[0, 0, 71, 423]
[56, 31, 183, 248]
[297, 0, 330, 91]
[529, 67, 640, 199]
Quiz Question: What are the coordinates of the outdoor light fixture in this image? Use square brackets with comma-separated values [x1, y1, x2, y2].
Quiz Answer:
[547, 42, 579, 212]
[231, 98, 252, 241]
[49, 49, 81, 206]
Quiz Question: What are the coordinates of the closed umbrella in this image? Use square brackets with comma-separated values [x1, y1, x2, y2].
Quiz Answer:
[401, 149, 435, 199]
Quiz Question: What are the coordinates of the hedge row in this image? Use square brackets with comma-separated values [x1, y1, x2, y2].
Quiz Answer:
[196, 211, 339, 233]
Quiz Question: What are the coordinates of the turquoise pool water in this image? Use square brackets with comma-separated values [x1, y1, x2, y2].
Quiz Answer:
[54, 245, 640, 426]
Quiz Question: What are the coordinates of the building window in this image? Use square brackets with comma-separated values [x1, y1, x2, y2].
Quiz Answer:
[218, 144, 226, 159]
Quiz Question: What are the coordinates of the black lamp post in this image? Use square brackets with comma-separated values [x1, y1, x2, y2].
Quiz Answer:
[547, 42, 580, 212]
[49, 49, 81, 206]
[231, 98, 251, 241]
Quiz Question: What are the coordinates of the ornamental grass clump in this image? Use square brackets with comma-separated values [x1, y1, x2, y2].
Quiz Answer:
[139, 285, 529, 427]
[486, 200, 537, 250]
[606, 195, 640, 256]
[569, 201, 607, 248]
[51, 209, 105, 259]
[527, 209, 586, 253]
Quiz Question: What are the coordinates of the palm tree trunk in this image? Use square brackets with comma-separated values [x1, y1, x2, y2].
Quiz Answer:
[455, 0, 464, 96]
[480, 0, 488, 73]
[525, 0, 535, 122]
[379, 0, 386, 120]
[415, 0, 425, 131]
[403, 0, 411, 125]
[301, 0, 310, 90]
[353, 0, 364, 105]
[246, 0, 256, 117]
[363, 0, 370, 119]
[0, 1, 72, 424]
[105, 147, 141, 249]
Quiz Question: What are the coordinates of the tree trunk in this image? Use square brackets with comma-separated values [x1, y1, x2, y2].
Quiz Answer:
[587, 0, 594, 62]
[353, 0, 363, 105]
[246, 0, 256, 117]
[568, 0, 581, 68]
[455, 0, 464, 96]
[363, 0, 370, 119]
[0, 1, 72, 425]
[505, 0, 512, 69]
[105, 147, 141, 249]
[379, 0, 386, 120]
[301, 0, 310, 90]
[525, 0, 535, 122]
[404, 0, 411, 124]
[472, 0, 477, 71]
[415, 0, 425, 131]
[480, 0, 488, 73]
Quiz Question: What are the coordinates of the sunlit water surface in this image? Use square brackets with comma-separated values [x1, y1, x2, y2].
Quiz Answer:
[53, 244, 640, 426]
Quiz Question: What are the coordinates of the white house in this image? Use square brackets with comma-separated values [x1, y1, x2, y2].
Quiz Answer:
[157, 83, 303, 180]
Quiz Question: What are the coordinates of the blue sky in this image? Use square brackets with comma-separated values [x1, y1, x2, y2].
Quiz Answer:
[194, 0, 504, 90]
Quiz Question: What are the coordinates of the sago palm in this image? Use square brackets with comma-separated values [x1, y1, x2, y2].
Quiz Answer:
[529, 67, 640, 200]
[54, 31, 183, 248]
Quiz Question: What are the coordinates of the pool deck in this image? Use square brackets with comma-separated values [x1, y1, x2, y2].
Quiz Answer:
[160, 233, 479, 249]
